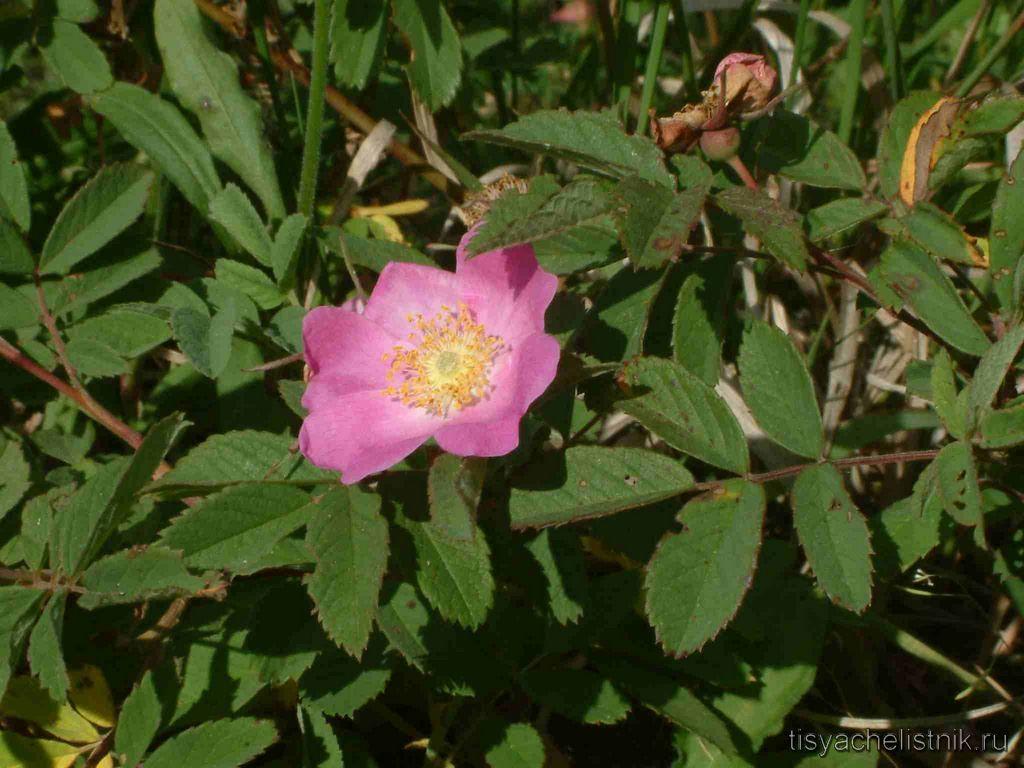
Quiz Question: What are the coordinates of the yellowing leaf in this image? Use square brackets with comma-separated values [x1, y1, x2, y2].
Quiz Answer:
[350, 199, 429, 217]
[0, 676, 99, 744]
[0, 732, 82, 768]
[367, 214, 405, 243]
[899, 97, 960, 204]
[68, 666, 115, 728]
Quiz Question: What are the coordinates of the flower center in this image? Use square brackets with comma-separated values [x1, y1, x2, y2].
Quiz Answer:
[382, 302, 504, 417]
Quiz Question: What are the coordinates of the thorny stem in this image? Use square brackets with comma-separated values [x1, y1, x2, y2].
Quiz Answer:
[0, 336, 151, 456]
[691, 448, 941, 493]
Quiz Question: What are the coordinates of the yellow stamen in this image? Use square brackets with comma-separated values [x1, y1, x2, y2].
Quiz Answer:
[383, 302, 504, 417]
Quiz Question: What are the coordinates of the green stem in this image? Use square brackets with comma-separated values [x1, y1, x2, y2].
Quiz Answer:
[668, 0, 697, 101]
[788, 0, 811, 107]
[879, 0, 903, 101]
[837, 0, 867, 146]
[296, 0, 332, 218]
[637, 2, 670, 136]
[955, 3, 1024, 98]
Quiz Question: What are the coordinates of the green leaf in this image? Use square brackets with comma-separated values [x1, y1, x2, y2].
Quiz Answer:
[272, 213, 308, 285]
[930, 348, 967, 439]
[959, 96, 1024, 136]
[532, 222, 620, 275]
[115, 671, 161, 768]
[332, 0, 387, 89]
[210, 185, 274, 266]
[709, 542, 827, 751]
[171, 301, 236, 379]
[753, 110, 866, 190]
[55, 0, 100, 23]
[428, 454, 484, 542]
[583, 265, 666, 361]
[671, 257, 731, 386]
[158, 484, 312, 570]
[216, 259, 283, 310]
[465, 110, 673, 188]
[714, 187, 809, 270]
[618, 356, 749, 474]
[878, 92, 940, 199]
[478, 721, 546, 768]
[0, 440, 30, 523]
[738, 320, 823, 459]
[0, 281, 37, 331]
[596, 656, 738, 755]
[884, 201, 984, 266]
[89, 82, 222, 214]
[934, 441, 982, 527]
[0, 675, 98, 743]
[509, 446, 693, 529]
[613, 177, 707, 268]
[327, 230, 434, 270]
[26, 592, 68, 702]
[151, 430, 328, 492]
[0, 121, 30, 231]
[154, 0, 285, 219]
[979, 402, 1024, 448]
[299, 638, 392, 718]
[64, 337, 128, 378]
[873, 240, 990, 356]
[0, 220, 33, 275]
[306, 486, 389, 657]
[39, 19, 112, 95]
[467, 176, 615, 256]
[79, 546, 205, 608]
[300, 704, 343, 768]
[392, 0, 463, 110]
[49, 248, 161, 317]
[143, 718, 278, 768]
[805, 197, 887, 242]
[871, 492, 943, 577]
[68, 308, 172, 359]
[401, 506, 494, 629]
[521, 667, 630, 724]
[524, 529, 587, 625]
[54, 414, 187, 575]
[40, 163, 154, 275]
[966, 323, 1024, 428]
[645, 479, 764, 656]
[792, 464, 873, 612]
[0, 588, 44, 696]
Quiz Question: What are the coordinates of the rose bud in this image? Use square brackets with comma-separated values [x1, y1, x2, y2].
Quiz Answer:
[699, 126, 741, 161]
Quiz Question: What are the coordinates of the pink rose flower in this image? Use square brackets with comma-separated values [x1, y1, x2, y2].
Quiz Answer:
[299, 230, 561, 484]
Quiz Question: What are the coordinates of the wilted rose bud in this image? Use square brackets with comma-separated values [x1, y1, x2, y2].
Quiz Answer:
[699, 126, 740, 161]
[651, 103, 710, 153]
[713, 52, 777, 116]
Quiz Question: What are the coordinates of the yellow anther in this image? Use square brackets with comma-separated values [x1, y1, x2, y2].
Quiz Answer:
[382, 302, 503, 417]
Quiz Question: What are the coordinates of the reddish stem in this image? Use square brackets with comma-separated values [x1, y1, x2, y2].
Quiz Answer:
[727, 154, 759, 190]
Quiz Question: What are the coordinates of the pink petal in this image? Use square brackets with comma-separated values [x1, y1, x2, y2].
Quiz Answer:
[299, 390, 440, 484]
[302, 306, 395, 398]
[435, 332, 560, 456]
[436, 412, 523, 457]
[455, 232, 558, 343]
[364, 261, 460, 339]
